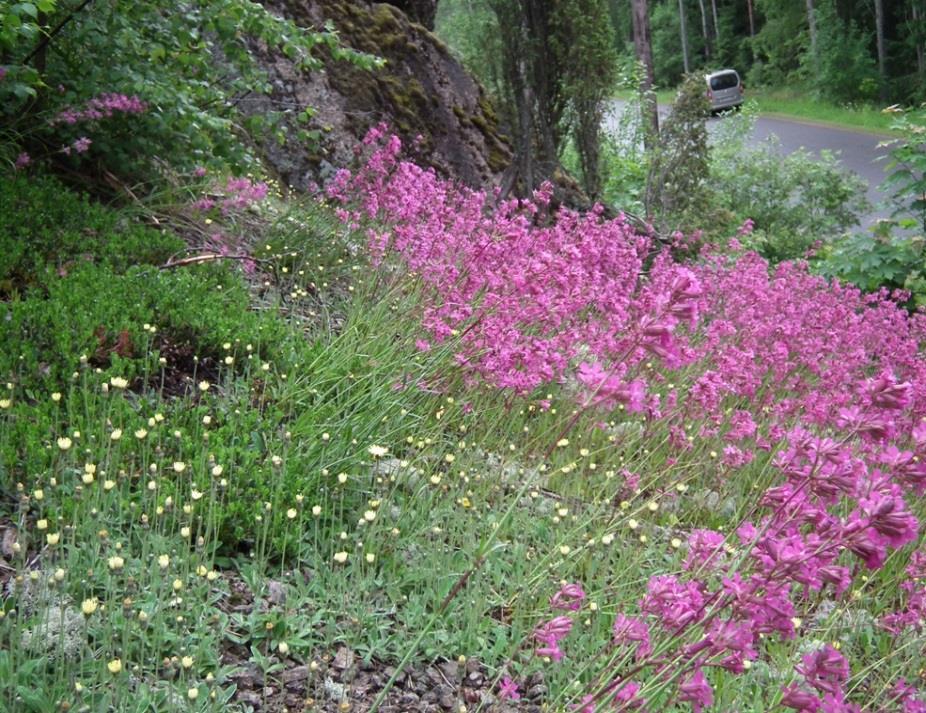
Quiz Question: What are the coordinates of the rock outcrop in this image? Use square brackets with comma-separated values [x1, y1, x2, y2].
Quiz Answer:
[249, 1, 511, 192]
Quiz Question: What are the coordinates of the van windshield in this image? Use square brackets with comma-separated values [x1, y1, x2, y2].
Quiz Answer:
[710, 73, 739, 90]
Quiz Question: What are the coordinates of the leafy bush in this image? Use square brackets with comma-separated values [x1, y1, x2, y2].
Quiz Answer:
[881, 105, 926, 234]
[0, 1, 381, 177]
[710, 105, 869, 262]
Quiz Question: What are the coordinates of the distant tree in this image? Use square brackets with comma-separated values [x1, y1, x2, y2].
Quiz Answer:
[678, 0, 691, 73]
[631, 0, 659, 144]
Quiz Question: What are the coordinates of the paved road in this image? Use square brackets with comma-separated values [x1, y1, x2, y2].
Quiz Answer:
[606, 102, 897, 230]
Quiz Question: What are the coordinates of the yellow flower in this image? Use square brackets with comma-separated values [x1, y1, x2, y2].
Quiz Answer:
[104, 480, 116, 491]
[81, 472, 94, 485]
[198, 381, 210, 392]
[81, 598, 99, 616]
[187, 688, 199, 701]
[312, 505, 322, 517]
[57, 437, 72, 451]
[107, 658, 122, 674]
[191, 490, 203, 501]
[46, 533, 60, 546]
[181, 655, 194, 669]
[278, 641, 290, 655]
[172, 462, 186, 473]
[33, 489, 43, 501]
[363, 510, 376, 522]
[108, 556, 125, 571]
[286, 508, 298, 520]
[333, 551, 348, 564]
[134, 429, 147, 440]
[172, 578, 184, 592]
[158, 554, 170, 569]
[0, 399, 10, 409]
[196, 565, 208, 576]
[180, 526, 191, 539]
[36, 519, 48, 531]
[365, 553, 375, 564]
[559, 545, 571, 555]
[556, 438, 569, 448]
[110, 377, 129, 390]
[110, 429, 122, 441]
[51, 392, 62, 402]
[211, 465, 223, 477]
[367, 445, 388, 457]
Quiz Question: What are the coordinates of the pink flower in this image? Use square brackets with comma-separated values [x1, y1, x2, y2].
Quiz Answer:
[14, 152, 31, 170]
[797, 645, 849, 697]
[550, 583, 586, 611]
[72, 136, 92, 154]
[498, 677, 520, 701]
[679, 669, 713, 713]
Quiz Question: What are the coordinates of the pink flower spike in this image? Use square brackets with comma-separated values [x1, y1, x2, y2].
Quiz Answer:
[14, 152, 31, 170]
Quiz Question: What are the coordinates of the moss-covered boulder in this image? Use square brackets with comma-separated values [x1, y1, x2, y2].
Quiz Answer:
[249, 1, 511, 191]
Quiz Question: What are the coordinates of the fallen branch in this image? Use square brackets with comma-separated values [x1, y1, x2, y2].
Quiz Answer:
[159, 253, 270, 270]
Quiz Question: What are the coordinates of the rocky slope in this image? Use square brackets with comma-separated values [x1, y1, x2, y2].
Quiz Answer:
[249, 1, 511, 192]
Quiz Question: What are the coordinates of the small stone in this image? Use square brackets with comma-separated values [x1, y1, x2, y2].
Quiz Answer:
[333, 646, 355, 671]
[282, 665, 309, 688]
[267, 580, 286, 606]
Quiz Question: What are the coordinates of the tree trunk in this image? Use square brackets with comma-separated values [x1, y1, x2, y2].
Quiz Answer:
[678, 0, 690, 74]
[805, 0, 819, 78]
[874, 0, 887, 102]
[697, 0, 712, 61]
[710, 0, 720, 46]
[630, 0, 659, 145]
[915, 3, 926, 83]
[746, 0, 755, 38]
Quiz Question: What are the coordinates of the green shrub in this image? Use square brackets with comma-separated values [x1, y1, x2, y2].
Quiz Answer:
[710, 105, 869, 262]
[0, 174, 183, 293]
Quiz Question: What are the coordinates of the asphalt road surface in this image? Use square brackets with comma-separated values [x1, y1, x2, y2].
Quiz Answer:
[607, 101, 897, 230]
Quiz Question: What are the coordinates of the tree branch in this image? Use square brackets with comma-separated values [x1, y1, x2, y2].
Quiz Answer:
[23, 0, 96, 66]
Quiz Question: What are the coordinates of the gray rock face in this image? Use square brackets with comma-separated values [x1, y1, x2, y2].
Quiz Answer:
[250, 1, 511, 192]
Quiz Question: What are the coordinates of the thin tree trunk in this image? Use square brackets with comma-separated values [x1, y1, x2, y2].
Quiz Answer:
[678, 0, 690, 74]
[874, 0, 887, 102]
[916, 4, 926, 82]
[631, 0, 659, 145]
[746, 0, 755, 37]
[805, 0, 819, 78]
[710, 0, 720, 46]
[697, 0, 712, 61]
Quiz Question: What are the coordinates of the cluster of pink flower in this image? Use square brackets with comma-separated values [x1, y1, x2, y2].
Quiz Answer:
[192, 177, 269, 215]
[52, 93, 147, 125]
[330, 128, 926, 711]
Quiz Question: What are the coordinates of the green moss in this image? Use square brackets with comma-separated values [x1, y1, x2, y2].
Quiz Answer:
[488, 146, 510, 173]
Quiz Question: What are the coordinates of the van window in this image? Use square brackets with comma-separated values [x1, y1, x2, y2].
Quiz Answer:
[710, 73, 739, 91]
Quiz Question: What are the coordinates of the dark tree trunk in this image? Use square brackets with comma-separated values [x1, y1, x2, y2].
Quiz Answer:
[874, 0, 887, 102]
[631, 0, 659, 145]
[746, 0, 755, 37]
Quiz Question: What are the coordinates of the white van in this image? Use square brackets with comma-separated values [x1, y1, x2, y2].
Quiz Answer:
[705, 69, 744, 113]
